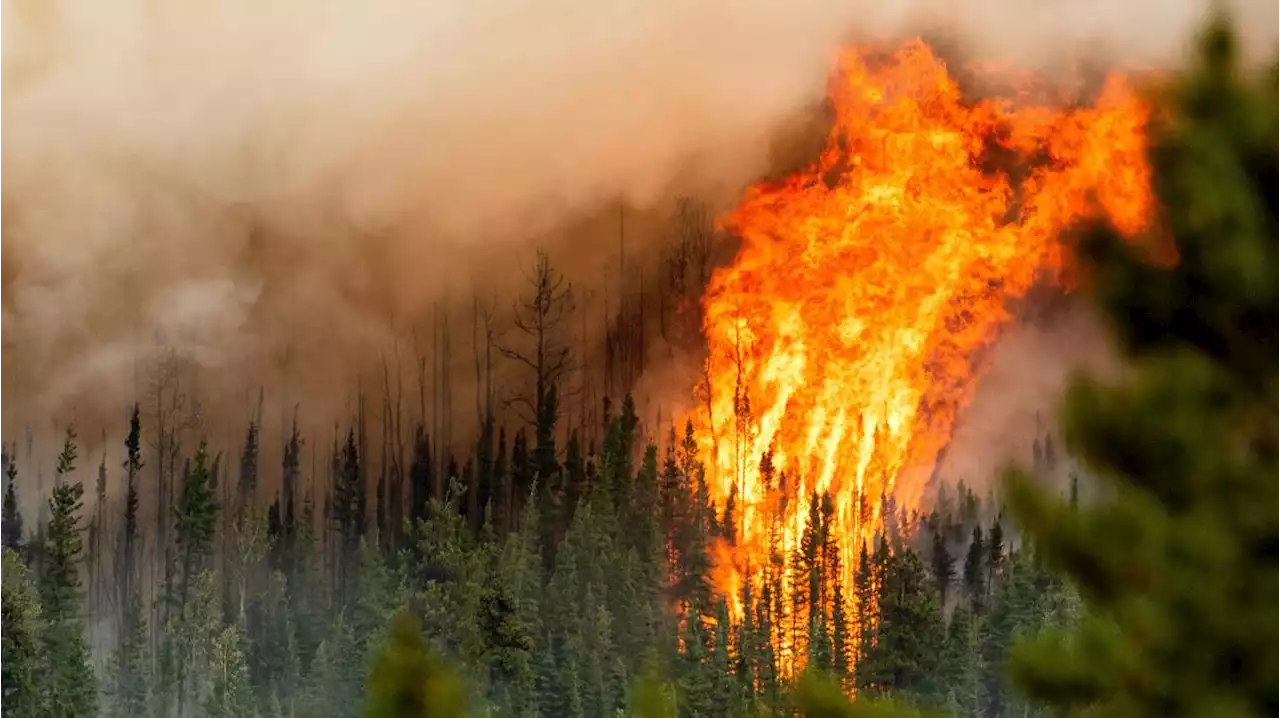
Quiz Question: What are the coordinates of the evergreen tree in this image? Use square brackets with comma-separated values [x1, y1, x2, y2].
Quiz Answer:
[985, 517, 1003, 604]
[2, 547, 45, 718]
[940, 601, 985, 716]
[960, 526, 985, 610]
[239, 420, 261, 511]
[119, 404, 144, 616]
[859, 549, 944, 702]
[409, 426, 434, 528]
[281, 418, 302, 556]
[300, 614, 364, 718]
[489, 491, 543, 714]
[853, 541, 878, 689]
[107, 592, 151, 718]
[171, 443, 220, 716]
[1006, 18, 1278, 717]
[332, 428, 367, 599]
[3, 458, 23, 553]
[40, 428, 97, 717]
[930, 529, 955, 609]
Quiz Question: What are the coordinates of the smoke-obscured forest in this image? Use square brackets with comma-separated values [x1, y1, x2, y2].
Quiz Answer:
[2, 6, 1276, 718]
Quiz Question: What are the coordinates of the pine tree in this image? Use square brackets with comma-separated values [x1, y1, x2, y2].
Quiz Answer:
[332, 427, 367, 600]
[859, 549, 945, 701]
[239, 420, 261, 512]
[3, 458, 23, 553]
[107, 592, 151, 718]
[677, 605, 714, 717]
[171, 443, 220, 716]
[960, 526, 985, 610]
[491, 491, 543, 714]
[409, 425, 433, 528]
[853, 541, 878, 689]
[256, 571, 303, 713]
[830, 565, 852, 688]
[119, 404, 144, 618]
[930, 529, 955, 608]
[508, 429, 533, 533]
[1006, 17, 1278, 717]
[300, 614, 364, 718]
[941, 600, 985, 716]
[40, 428, 98, 717]
[985, 517, 1003, 605]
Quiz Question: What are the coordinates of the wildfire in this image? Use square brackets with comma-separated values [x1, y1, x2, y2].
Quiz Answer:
[691, 39, 1154, 669]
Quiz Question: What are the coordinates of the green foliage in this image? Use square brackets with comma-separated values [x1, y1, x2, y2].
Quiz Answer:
[629, 662, 679, 718]
[6, 30, 1274, 716]
[363, 611, 467, 718]
[3, 457, 23, 552]
[176, 441, 220, 575]
[2, 548, 45, 718]
[793, 671, 928, 718]
[1004, 16, 1278, 718]
[204, 626, 257, 718]
[106, 592, 150, 718]
[39, 429, 98, 718]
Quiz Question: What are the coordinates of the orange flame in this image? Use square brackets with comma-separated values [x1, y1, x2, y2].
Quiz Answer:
[689, 39, 1154, 670]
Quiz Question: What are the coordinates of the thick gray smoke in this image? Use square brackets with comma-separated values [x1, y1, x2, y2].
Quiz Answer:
[933, 296, 1119, 494]
[3, 0, 1275, 433]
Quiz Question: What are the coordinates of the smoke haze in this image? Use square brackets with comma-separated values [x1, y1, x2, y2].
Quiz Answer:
[3, 0, 1276, 434]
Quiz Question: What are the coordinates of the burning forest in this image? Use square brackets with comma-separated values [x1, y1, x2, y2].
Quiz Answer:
[2, 3, 1275, 717]
[689, 39, 1155, 671]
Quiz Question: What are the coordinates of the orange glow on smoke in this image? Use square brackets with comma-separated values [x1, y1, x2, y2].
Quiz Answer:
[690, 39, 1154, 671]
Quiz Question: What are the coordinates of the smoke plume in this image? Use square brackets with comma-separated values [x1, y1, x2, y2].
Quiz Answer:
[3, 0, 1275, 431]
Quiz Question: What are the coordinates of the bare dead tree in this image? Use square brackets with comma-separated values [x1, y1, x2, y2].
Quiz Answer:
[442, 303, 453, 488]
[379, 325, 406, 548]
[575, 286, 595, 445]
[144, 347, 201, 658]
[497, 250, 578, 485]
[472, 296, 498, 426]
[470, 296, 500, 525]
[413, 327, 427, 433]
[431, 303, 455, 498]
[666, 197, 716, 344]
[431, 304, 441, 495]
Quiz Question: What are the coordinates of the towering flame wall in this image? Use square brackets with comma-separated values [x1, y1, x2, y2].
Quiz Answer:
[688, 39, 1154, 670]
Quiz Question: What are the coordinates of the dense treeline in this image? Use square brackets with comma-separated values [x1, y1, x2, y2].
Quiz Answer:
[0, 382, 1081, 718]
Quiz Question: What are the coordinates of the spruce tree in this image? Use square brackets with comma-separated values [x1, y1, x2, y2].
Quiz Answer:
[281, 418, 302, 555]
[3, 458, 23, 552]
[171, 443, 220, 716]
[409, 426, 433, 528]
[111, 416, 145, 710]
[1006, 17, 1278, 717]
[175, 442, 219, 606]
[930, 529, 955, 608]
[119, 404, 144, 616]
[40, 428, 97, 717]
[859, 549, 944, 701]
[960, 526, 985, 610]
[239, 420, 261, 512]
[107, 592, 151, 718]
[490, 491, 543, 714]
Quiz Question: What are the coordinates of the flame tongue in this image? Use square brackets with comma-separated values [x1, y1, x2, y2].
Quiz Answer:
[692, 39, 1153, 660]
